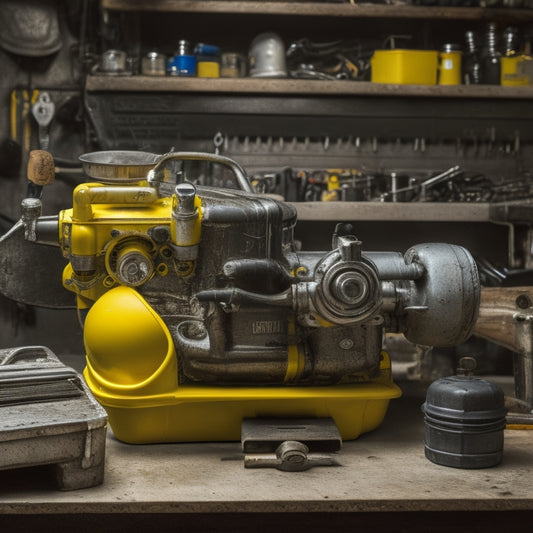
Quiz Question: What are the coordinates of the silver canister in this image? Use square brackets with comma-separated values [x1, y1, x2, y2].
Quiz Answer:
[248, 33, 287, 78]
[99, 49, 127, 73]
[141, 52, 167, 76]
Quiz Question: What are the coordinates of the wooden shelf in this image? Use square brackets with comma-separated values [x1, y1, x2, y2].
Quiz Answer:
[101, 1, 533, 21]
[291, 201, 491, 222]
[86, 75, 533, 99]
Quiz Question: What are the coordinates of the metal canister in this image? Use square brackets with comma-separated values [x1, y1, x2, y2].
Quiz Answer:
[221, 53, 246, 78]
[168, 40, 196, 77]
[422, 372, 507, 469]
[141, 52, 166, 76]
[501, 55, 531, 86]
[195, 43, 221, 78]
[249, 33, 288, 78]
[439, 44, 462, 85]
[100, 49, 127, 73]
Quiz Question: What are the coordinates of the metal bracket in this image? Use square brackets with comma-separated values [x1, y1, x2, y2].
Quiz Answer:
[241, 418, 341, 472]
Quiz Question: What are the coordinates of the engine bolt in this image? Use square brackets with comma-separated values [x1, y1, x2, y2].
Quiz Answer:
[295, 266, 307, 277]
[339, 338, 354, 350]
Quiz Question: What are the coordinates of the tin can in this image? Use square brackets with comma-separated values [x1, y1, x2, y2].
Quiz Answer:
[197, 61, 220, 78]
[371, 49, 438, 85]
[221, 53, 246, 78]
[141, 52, 166, 76]
[100, 49, 127, 73]
[439, 44, 462, 85]
[195, 43, 221, 78]
[422, 375, 507, 469]
[501, 55, 531, 86]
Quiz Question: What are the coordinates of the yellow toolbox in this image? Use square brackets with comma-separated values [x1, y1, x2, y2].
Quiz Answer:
[371, 49, 438, 85]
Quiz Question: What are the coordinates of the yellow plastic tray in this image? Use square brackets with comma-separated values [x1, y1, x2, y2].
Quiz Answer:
[84, 357, 402, 444]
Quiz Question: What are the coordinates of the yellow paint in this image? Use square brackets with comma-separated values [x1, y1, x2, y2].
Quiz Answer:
[60, 182, 174, 302]
[506, 424, 533, 430]
[284, 343, 306, 383]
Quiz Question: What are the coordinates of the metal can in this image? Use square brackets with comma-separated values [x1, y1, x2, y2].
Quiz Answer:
[100, 49, 127, 73]
[501, 55, 531, 86]
[197, 61, 220, 78]
[249, 33, 288, 78]
[141, 52, 166, 76]
[195, 43, 221, 78]
[422, 374, 507, 469]
[220, 53, 246, 78]
[439, 44, 462, 85]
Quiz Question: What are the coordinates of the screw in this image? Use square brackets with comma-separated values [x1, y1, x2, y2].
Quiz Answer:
[339, 338, 354, 350]
[516, 294, 532, 310]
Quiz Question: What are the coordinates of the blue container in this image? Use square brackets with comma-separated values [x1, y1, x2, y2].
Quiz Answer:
[167, 54, 196, 77]
[194, 43, 221, 57]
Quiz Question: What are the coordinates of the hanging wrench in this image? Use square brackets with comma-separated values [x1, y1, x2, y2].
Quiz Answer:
[32, 92, 55, 150]
[213, 131, 224, 155]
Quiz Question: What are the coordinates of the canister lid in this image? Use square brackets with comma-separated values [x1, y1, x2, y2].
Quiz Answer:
[423, 375, 507, 422]
[441, 43, 462, 53]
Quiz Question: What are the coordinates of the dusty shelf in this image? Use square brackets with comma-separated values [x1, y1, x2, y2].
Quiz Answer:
[291, 201, 491, 222]
[101, 0, 533, 21]
[86, 76, 533, 99]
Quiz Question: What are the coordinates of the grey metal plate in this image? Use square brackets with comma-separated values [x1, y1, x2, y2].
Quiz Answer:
[0, 346, 107, 490]
[241, 418, 342, 453]
[0, 222, 75, 309]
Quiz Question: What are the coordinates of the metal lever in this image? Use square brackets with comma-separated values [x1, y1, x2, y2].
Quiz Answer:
[147, 151, 254, 194]
[244, 440, 338, 472]
[419, 166, 462, 200]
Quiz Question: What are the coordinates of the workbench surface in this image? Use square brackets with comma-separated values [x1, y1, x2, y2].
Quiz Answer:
[1, 372, 532, 532]
[1, 394, 532, 509]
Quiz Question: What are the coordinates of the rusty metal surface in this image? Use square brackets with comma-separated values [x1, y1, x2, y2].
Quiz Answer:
[0, 221, 74, 309]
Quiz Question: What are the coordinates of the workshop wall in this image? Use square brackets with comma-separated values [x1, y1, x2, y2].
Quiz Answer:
[0, 1, 90, 353]
[0, 0, 532, 368]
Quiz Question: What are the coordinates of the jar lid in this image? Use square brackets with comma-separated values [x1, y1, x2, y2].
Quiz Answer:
[441, 43, 462, 53]
[423, 375, 507, 422]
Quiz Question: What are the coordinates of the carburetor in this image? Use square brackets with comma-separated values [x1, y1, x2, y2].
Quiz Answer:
[11, 150, 480, 444]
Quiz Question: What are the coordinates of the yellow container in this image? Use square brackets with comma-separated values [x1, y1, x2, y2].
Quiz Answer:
[371, 49, 438, 85]
[501, 55, 531, 86]
[438, 45, 462, 86]
[197, 61, 220, 78]
[83, 287, 402, 444]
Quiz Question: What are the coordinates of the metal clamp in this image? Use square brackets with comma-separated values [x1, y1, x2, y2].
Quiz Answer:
[244, 440, 338, 472]
[241, 418, 341, 472]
